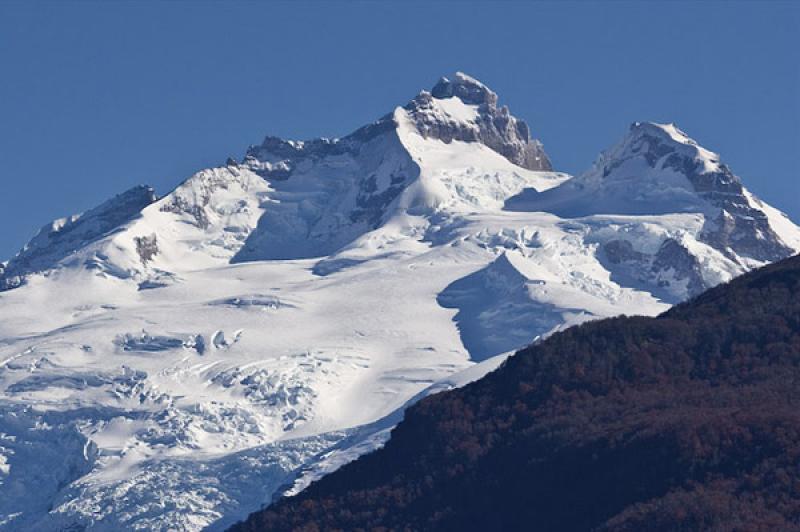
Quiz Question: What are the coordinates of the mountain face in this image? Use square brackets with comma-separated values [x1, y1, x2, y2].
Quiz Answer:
[507, 122, 798, 264]
[231, 72, 554, 261]
[418, 72, 552, 171]
[233, 253, 800, 532]
[0, 74, 798, 531]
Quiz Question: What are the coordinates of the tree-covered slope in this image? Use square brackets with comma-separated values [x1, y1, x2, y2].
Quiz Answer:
[233, 253, 800, 531]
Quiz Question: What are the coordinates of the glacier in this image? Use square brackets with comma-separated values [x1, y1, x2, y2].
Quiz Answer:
[0, 72, 798, 530]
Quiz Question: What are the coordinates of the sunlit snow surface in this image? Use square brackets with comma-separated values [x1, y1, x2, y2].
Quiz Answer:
[1, 104, 799, 530]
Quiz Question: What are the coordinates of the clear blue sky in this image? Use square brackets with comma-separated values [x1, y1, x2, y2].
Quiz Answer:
[1, 1, 798, 260]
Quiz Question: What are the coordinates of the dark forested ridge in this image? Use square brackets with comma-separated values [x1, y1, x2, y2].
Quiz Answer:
[231, 254, 800, 532]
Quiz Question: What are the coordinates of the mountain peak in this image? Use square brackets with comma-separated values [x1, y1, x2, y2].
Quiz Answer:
[402, 73, 552, 171]
[430, 71, 498, 106]
[507, 121, 799, 264]
[620, 121, 724, 176]
[245, 72, 553, 174]
[630, 120, 684, 136]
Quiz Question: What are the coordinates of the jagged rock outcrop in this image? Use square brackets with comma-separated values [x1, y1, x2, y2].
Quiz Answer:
[411, 72, 552, 171]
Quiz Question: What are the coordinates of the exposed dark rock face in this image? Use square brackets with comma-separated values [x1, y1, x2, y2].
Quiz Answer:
[242, 119, 398, 184]
[651, 238, 707, 296]
[626, 123, 793, 263]
[702, 204, 791, 263]
[160, 193, 211, 229]
[351, 170, 409, 228]
[0, 185, 156, 290]
[243, 137, 344, 181]
[602, 239, 645, 265]
[231, 253, 800, 531]
[407, 73, 552, 171]
[134, 234, 158, 264]
[600, 238, 707, 300]
[431, 74, 498, 105]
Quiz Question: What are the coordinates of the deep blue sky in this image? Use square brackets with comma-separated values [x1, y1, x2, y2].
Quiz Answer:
[1, 1, 798, 260]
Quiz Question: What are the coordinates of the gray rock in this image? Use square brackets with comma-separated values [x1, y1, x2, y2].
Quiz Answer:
[651, 238, 707, 296]
[134, 234, 158, 264]
[406, 73, 552, 171]
[602, 239, 645, 264]
[600, 237, 707, 300]
[628, 122, 793, 263]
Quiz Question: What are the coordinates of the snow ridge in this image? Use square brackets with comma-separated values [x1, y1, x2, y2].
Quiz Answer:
[0, 186, 156, 290]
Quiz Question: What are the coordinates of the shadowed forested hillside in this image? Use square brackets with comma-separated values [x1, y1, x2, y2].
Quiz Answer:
[232, 254, 800, 532]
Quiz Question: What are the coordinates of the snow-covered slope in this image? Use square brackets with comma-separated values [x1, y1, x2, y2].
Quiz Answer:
[0, 74, 798, 531]
[0, 186, 157, 290]
[507, 122, 800, 268]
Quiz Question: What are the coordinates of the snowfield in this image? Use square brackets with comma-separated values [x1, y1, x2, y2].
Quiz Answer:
[1, 73, 798, 530]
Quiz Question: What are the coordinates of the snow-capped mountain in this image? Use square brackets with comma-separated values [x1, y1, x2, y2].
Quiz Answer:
[507, 121, 798, 263]
[0, 73, 798, 531]
[508, 120, 800, 297]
